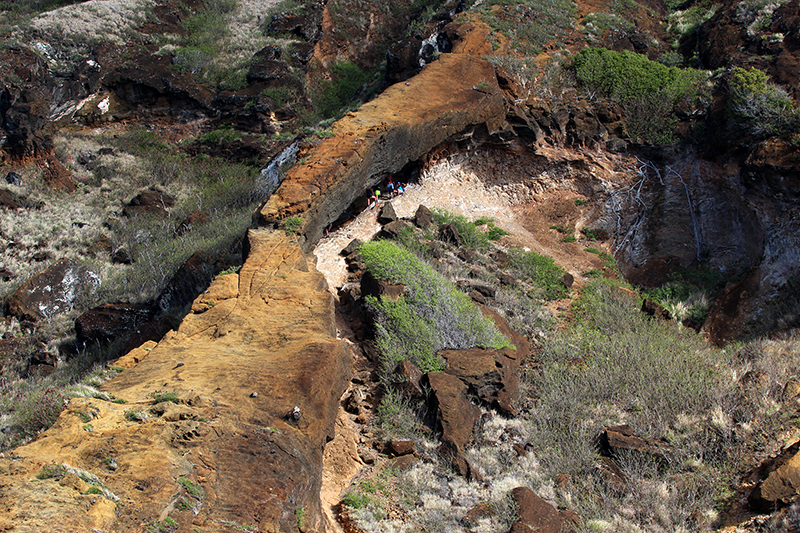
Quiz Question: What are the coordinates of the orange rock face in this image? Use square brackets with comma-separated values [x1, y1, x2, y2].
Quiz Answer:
[258, 52, 507, 247]
[0, 230, 350, 532]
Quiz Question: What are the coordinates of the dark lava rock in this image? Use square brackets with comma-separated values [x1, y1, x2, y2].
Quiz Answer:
[440, 346, 521, 417]
[438, 223, 461, 245]
[379, 219, 411, 240]
[360, 271, 407, 301]
[42, 157, 76, 193]
[641, 299, 672, 320]
[377, 202, 397, 224]
[8, 259, 100, 322]
[112, 247, 133, 265]
[414, 204, 434, 229]
[76, 303, 158, 345]
[5, 172, 21, 186]
[157, 251, 215, 313]
[391, 360, 425, 400]
[509, 487, 563, 533]
[123, 187, 176, 218]
[176, 210, 211, 236]
[341, 239, 363, 256]
[426, 371, 481, 479]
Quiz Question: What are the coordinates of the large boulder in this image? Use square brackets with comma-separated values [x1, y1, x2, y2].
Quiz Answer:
[75, 303, 158, 345]
[749, 439, 800, 510]
[509, 487, 563, 533]
[8, 259, 100, 322]
[425, 372, 481, 478]
[123, 187, 176, 218]
[439, 347, 521, 417]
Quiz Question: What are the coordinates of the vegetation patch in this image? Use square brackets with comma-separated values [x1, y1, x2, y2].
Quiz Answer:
[573, 47, 711, 144]
[726, 66, 799, 140]
[507, 249, 570, 300]
[360, 240, 510, 379]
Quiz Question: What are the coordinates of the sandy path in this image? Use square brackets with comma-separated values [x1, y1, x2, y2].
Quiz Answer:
[313, 157, 544, 290]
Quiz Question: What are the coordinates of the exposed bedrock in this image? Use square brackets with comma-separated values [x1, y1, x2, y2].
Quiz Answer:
[0, 230, 350, 532]
[257, 52, 507, 248]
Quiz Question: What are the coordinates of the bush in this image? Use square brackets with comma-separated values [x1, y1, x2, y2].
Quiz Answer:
[573, 47, 711, 143]
[507, 249, 570, 300]
[727, 66, 799, 139]
[314, 61, 372, 119]
[360, 240, 510, 379]
[431, 209, 507, 251]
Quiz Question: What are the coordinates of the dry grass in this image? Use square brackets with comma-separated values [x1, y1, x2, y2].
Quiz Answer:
[27, 0, 153, 45]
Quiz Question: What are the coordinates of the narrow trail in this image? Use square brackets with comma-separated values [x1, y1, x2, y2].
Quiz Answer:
[312, 158, 545, 291]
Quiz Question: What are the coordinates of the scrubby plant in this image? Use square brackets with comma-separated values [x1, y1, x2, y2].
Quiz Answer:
[431, 209, 508, 251]
[727, 66, 799, 139]
[360, 240, 511, 379]
[507, 249, 570, 300]
[476, 0, 576, 55]
[177, 476, 205, 499]
[573, 47, 711, 144]
[312, 61, 373, 119]
[283, 215, 304, 235]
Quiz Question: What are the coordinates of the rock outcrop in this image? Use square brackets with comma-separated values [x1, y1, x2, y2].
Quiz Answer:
[257, 52, 507, 246]
[0, 230, 350, 532]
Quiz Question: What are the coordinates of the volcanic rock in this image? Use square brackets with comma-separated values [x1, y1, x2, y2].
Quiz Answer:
[8, 259, 100, 322]
[123, 187, 176, 218]
[75, 303, 157, 345]
[509, 487, 562, 533]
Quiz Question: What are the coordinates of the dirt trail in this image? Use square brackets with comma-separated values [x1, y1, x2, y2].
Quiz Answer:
[312, 156, 608, 291]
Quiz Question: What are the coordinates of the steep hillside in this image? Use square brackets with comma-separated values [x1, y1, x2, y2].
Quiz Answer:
[0, 0, 799, 531]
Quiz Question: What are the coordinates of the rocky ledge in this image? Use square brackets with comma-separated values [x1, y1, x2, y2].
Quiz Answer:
[0, 230, 349, 532]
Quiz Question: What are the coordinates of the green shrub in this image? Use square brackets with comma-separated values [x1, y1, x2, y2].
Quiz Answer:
[477, 0, 576, 55]
[314, 61, 372, 119]
[573, 47, 711, 144]
[283, 216, 303, 235]
[151, 391, 180, 404]
[507, 249, 569, 300]
[727, 66, 799, 138]
[177, 476, 205, 499]
[431, 209, 507, 251]
[360, 240, 510, 379]
[342, 490, 371, 510]
[562, 235, 576, 243]
[36, 463, 67, 480]
[261, 86, 299, 107]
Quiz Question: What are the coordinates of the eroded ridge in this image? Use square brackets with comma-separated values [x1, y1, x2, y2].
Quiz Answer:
[0, 229, 349, 533]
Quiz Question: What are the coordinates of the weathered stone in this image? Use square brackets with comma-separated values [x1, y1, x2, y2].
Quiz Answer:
[641, 299, 672, 320]
[123, 187, 176, 218]
[156, 251, 215, 313]
[378, 201, 398, 224]
[8, 259, 100, 322]
[414, 204, 434, 229]
[438, 223, 461, 245]
[0, 230, 349, 533]
[387, 440, 416, 456]
[379, 219, 412, 239]
[0, 189, 24, 209]
[75, 303, 157, 345]
[176, 209, 211, 236]
[440, 346, 521, 417]
[42, 157, 76, 193]
[509, 487, 562, 533]
[749, 439, 800, 510]
[341, 238, 363, 256]
[468, 290, 485, 304]
[392, 359, 425, 399]
[426, 372, 481, 478]
[247, 59, 289, 83]
[361, 270, 407, 301]
[598, 456, 628, 492]
[599, 424, 667, 463]
[111, 247, 133, 264]
[562, 272, 574, 288]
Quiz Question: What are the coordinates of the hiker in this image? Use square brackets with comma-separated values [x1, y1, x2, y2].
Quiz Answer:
[396, 182, 405, 195]
[386, 177, 395, 196]
[368, 190, 378, 209]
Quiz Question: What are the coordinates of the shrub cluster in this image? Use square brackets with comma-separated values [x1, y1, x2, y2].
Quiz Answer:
[727, 66, 799, 139]
[360, 240, 510, 379]
[573, 47, 711, 144]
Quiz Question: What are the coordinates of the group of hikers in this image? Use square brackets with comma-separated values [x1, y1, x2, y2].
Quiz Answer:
[368, 176, 405, 209]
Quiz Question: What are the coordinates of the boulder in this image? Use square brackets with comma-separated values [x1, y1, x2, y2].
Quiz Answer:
[414, 204, 434, 229]
[509, 487, 562, 533]
[0, 189, 24, 209]
[8, 259, 100, 322]
[42, 157, 76, 193]
[360, 271, 407, 301]
[598, 424, 668, 464]
[391, 360, 425, 399]
[641, 299, 672, 321]
[156, 251, 215, 313]
[123, 187, 176, 218]
[426, 372, 481, 478]
[378, 202, 397, 224]
[379, 219, 411, 239]
[439, 346, 521, 417]
[438, 223, 461, 245]
[749, 439, 800, 510]
[75, 303, 157, 345]
[340, 238, 363, 256]
[176, 210, 211, 236]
